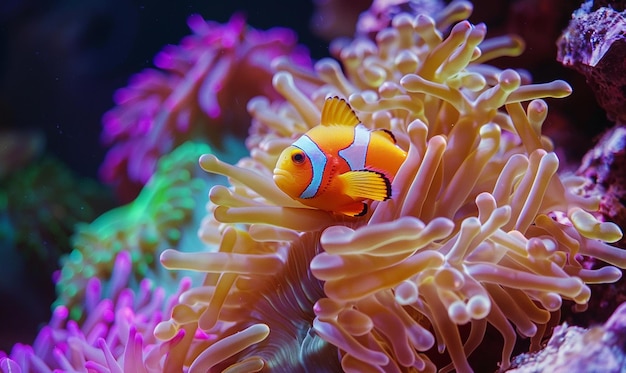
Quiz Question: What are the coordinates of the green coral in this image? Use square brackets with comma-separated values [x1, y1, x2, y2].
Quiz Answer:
[0, 156, 113, 270]
[55, 141, 228, 320]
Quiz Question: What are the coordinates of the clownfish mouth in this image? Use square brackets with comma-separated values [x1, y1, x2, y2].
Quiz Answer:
[273, 168, 295, 190]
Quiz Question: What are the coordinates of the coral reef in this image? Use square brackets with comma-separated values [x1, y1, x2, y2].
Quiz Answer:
[3, 1, 626, 372]
[0, 250, 193, 372]
[0, 134, 114, 351]
[0, 140, 233, 371]
[156, 1, 625, 372]
[1, 156, 113, 268]
[100, 13, 312, 201]
[55, 141, 220, 321]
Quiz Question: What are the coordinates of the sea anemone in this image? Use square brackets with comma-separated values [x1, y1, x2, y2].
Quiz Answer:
[100, 13, 312, 200]
[157, 1, 625, 371]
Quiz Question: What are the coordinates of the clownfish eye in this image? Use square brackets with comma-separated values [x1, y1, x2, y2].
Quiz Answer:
[291, 151, 305, 164]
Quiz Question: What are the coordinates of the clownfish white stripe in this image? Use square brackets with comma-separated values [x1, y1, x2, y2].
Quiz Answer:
[338, 124, 370, 171]
[293, 135, 327, 199]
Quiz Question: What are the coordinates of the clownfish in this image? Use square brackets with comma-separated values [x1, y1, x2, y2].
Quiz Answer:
[273, 96, 407, 217]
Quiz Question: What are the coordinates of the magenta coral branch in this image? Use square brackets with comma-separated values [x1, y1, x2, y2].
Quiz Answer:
[100, 14, 312, 200]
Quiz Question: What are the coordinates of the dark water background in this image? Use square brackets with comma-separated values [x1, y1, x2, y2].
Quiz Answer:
[0, 0, 327, 180]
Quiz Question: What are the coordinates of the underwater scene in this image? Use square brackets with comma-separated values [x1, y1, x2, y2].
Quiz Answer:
[2, 0, 626, 371]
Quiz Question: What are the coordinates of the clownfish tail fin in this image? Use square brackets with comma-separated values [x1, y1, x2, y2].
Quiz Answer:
[354, 203, 368, 216]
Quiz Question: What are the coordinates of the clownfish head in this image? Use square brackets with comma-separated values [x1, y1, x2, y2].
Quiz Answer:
[273, 145, 314, 199]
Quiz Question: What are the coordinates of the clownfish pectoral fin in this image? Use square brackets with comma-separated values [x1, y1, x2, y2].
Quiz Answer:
[337, 202, 369, 217]
[338, 170, 392, 202]
[321, 96, 360, 127]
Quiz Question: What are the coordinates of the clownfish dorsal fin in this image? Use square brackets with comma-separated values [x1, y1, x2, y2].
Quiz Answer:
[321, 96, 360, 127]
[338, 170, 392, 202]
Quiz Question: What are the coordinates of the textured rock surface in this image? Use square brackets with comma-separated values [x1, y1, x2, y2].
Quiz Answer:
[557, 1, 626, 122]
[508, 302, 626, 372]
[577, 125, 626, 248]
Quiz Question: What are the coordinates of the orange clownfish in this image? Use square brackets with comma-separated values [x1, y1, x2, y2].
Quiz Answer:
[273, 96, 407, 217]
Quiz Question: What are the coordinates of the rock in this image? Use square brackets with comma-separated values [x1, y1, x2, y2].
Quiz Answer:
[557, 1, 626, 122]
[508, 302, 626, 372]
